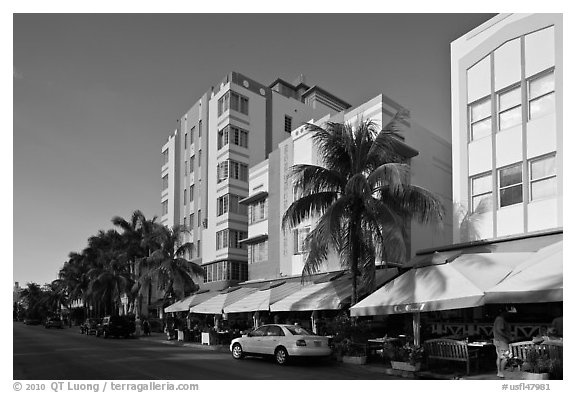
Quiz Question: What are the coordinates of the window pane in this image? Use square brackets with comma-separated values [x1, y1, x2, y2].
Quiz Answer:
[500, 184, 523, 207]
[531, 178, 556, 201]
[472, 194, 493, 212]
[529, 72, 555, 99]
[471, 98, 491, 122]
[529, 93, 555, 120]
[499, 165, 522, 188]
[499, 87, 521, 111]
[531, 156, 556, 180]
[471, 118, 492, 140]
[472, 174, 492, 195]
[499, 107, 522, 130]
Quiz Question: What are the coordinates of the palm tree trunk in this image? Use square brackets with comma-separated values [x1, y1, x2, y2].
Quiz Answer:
[349, 205, 361, 310]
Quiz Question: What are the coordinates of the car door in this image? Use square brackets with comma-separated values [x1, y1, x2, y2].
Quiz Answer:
[244, 326, 268, 354]
[261, 325, 285, 355]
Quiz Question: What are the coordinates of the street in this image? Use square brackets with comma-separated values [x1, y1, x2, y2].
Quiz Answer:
[13, 322, 398, 380]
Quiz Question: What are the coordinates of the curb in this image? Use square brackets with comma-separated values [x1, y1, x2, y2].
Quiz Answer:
[137, 336, 230, 353]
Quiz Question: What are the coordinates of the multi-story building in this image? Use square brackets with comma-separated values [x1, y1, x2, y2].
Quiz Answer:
[450, 13, 562, 242]
[161, 72, 350, 292]
[241, 94, 453, 282]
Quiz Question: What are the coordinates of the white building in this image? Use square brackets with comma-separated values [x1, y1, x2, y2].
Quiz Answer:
[450, 13, 562, 242]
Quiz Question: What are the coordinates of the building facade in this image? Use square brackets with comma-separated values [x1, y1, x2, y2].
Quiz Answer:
[242, 94, 453, 282]
[450, 13, 562, 242]
[161, 72, 350, 292]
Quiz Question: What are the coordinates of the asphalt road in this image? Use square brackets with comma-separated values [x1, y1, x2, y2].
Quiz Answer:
[13, 322, 398, 380]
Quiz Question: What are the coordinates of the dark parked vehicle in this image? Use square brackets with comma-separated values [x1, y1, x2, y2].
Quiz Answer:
[80, 318, 100, 335]
[96, 316, 135, 338]
[23, 318, 42, 325]
[44, 317, 64, 329]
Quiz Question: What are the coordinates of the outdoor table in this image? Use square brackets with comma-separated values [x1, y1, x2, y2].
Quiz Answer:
[467, 341, 495, 371]
[367, 337, 401, 360]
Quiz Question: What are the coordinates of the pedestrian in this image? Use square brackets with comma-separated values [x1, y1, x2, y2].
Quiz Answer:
[493, 308, 514, 378]
[142, 319, 151, 336]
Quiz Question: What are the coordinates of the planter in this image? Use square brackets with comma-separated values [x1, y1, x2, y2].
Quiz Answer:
[342, 355, 367, 365]
[391, 361, 421, 372]
[523, 372, 550, 380]
[503, 370, 524, 380]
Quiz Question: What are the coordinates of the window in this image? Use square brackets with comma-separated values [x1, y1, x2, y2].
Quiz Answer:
[197, 240, 201, 258]
[498, 163, 523, 208]
[218, 125, 249, 149]
[529, 71, 555, 120]
[161, 200, 168, 216]
[471, 173, 493, 212]
[184, 161, 188, 176]
[197, 210, 201, 227]
[249, 199, 267, 224]
[218, 194, 247, 216]
[184, 133, 188, 149]
[498, 86, 522, 130]
[162, 149, 169, 165]
[190, 213, 194, 228]
[190, 185, 194, 202]
[198, 150, 202, 167]
[285, 115, 293, 133]
[198, 120, 202, 137]
[190, 156, 195, 176]
[183, 189, 187, 205]
[217, 160, 248, 183]
[183, 217, 187, 229]
[218, 91, 249, 116]
[216, 229, 247, 250]
[190, 126, 195, 141]
[293, 227, 310, 254]
[530, 155, 556, 201]
[248, 240, 268, 264]
[162, 175, 169, 190]
[469, 97, 492, 141]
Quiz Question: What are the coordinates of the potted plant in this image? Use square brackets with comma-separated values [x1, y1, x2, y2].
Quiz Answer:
[521, 349, 553, 380]
[336, 338, 368, 365]
[391, 343, 424, 372]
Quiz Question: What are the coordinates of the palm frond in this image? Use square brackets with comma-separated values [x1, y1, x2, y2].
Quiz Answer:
[282, 191, 339, 229]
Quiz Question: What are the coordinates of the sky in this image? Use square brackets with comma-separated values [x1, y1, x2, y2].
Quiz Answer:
[12, 13, 496, 287]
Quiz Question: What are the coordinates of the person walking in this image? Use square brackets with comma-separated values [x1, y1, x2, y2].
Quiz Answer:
[142, 319, 151, 336]
[493, 308, 514, 378]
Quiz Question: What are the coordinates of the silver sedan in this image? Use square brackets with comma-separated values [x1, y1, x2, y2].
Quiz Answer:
[230, 324, 332, 365]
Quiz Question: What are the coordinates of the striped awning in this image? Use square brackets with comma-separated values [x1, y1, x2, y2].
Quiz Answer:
[164, 290, 219, 313]
[223, 281, 304, 313]
[190, 286, 259, 314]
[270, 268, 398, 312]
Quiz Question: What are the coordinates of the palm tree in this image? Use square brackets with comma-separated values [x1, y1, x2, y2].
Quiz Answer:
[139, 224, 204, 302]
[282, 115, 444, 306]
[20, 282, 45, 319]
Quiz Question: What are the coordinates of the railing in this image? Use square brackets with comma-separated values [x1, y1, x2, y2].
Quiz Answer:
[430, 322, 551, 339]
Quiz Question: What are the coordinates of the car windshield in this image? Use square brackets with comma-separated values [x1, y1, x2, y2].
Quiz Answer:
[285, 326, 313, 335]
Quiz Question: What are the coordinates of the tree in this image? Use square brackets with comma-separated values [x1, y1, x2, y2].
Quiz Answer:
[282, 116, 444, 306]
[139, 224, 204, 302]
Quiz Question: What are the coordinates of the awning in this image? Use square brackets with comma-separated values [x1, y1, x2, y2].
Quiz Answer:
[485, 241, 562, 303]
[350, 252, 532, 316]
[239, 191, 268, 205]
[163, 290, 219, 313]
[224, 281, 304, 313]
[270, 268, 398, 312]
[239, 234, 268, 245]
[190, 286, 259, 314]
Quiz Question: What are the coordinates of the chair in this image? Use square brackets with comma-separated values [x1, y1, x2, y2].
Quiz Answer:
[541, 340, 563, 362]
[424, 338, 479, 375]
[508, 341, 545, 361]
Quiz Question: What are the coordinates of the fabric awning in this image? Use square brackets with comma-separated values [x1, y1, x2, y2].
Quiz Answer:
[485, 241, 562, 303]
[350, 252, 532, 316]
[190, 286, 259, 314]
[163, 290, 219, 313]
[224, 281, 304, 313]
[239, 234, 268, 245]
[270, 268, 398, 312]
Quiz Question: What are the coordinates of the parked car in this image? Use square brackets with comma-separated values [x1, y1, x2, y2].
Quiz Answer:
[80, 318, 100, 335]
[23, 318, 42, 325]
[230, 324, 332, 365]
[44, 317, 64, 329]
[96, 316, 135, 338]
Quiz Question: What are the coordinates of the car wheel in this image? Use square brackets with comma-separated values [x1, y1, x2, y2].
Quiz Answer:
[275, 347, 289, 365]
[232, 343, 244, 360]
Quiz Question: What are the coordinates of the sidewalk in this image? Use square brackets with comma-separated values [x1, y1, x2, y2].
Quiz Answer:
[135, 333, 501, 380]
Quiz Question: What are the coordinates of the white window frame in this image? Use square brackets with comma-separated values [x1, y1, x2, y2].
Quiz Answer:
[497, 84, 522, 131]
[498, 163, 523, 208]
[468, 96, 492, 141]
[528, 70, 555, 121]
[529, 154, 557, 202]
